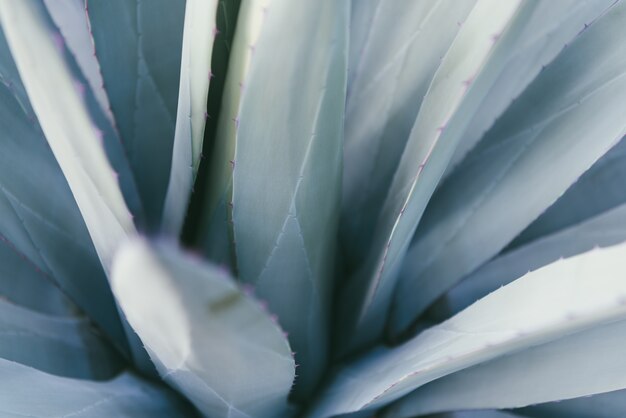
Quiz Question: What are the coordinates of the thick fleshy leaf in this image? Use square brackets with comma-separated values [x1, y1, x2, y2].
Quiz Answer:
[0, 12, 126, 347]
[86, 0, 186, 228]
[337, 0, 524, 353]
[111, 238, 295, 418]
[162, 0, 219, 235]
[44, 0, 145, 224]
[519, 389, 626, 418]
[230, 0, 348, 398]
[0, 298, 122, 380]
[383, 319, 626, 416]
[444, 0, 617, 177]
[43, 0, 114, 126]
[511, 135, 626, 249]
[428, 203, 626, 321]
[197, 0, 269, 268]
[0, 359, 196, 417]
[392, 1, 626, 336]
[308, 241, 626, 418]
[341, 0, 476, 268]
[0, 0, 155, 372]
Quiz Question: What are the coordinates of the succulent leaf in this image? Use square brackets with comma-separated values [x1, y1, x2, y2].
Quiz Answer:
[111, 238, 296, 418]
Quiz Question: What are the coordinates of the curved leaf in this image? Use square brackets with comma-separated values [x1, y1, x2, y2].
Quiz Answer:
[111, 238, 295, 418]
[444, 0, 618, 177]
[392, 1, 626, 336]
[0, 0, 155, 372]
[308, 240, 626, 418]
[337, 0, 524, 353]
[0, 14, 126, 348]
[0, 359, 196, 417]
[383, 319, 626, 416]
[511, 135, 626, 248]
[341, 0, 476, 268]
[162, 0, 219, 235]
[230, 0, 348, 398]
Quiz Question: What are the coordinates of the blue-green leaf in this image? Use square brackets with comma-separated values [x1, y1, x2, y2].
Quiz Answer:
[444, 0, 618, 177]
[341, 0, 476, 268]
[0, 298, 122, 380]
[337, 0, 524, 353]
[230, 0, 348, 398]
[162, 0, 219, 235]
[0, 12, 126, 349]
[111, 238, 295, 418]
[0, 0, 155, 372]
[309, 239, 626, 418]
[383, 318, 626, 416]
[0, 359, 196, 417]
[428, 203, 626, 322]
[519, 389, 626, 418]
[86, 0, 186, 228]
[392, 1, 626, 336]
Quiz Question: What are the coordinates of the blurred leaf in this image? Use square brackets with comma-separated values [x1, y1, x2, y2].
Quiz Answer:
[228, 0, 348, 398]
[519, 389, 626, 418]
[392, 1, 626, 336]
[111, 238, 295, 418]
[0, 12, 126, 349]
[161, 0, 218, 235]
[0, 298, 122, 379]
[86, 0, 186, 228]
[0, 0, 154, 372]
[197, 0, 269, 268]
[383, 318, 626, 416]
[0, 358, 196, 417]
[309, 239, 626, 418]
[44, 0, 145, 224]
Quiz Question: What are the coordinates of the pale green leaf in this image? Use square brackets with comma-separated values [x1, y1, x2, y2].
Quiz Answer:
[111, 238, 295, 418]
[162, 0, 219, 235]
[230, 0, 348, 398]
[392, 1, 626, 336]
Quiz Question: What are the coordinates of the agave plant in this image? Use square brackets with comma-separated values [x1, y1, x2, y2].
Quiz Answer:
[0, 0, 625, 416]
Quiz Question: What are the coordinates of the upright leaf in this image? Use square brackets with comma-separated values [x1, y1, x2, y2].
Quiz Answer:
[86, 0, 186, 228]
[162, 0, 219, 235]
[341, 0, 476, 268]
[392, 1, 626, 336]
[197, 0, 270, 268]
[229, 0, 348, 398]
[519, 389, 626, 418]
[111, 238, 295, 418]
[337, 0, 525, 353]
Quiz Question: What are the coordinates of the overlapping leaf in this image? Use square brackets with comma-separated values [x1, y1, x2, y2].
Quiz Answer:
[111, 238, 295, 418]
[392, 1, 626, 336]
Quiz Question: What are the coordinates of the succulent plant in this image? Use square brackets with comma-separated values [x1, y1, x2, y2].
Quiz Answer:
[0, 0, 625, 417]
